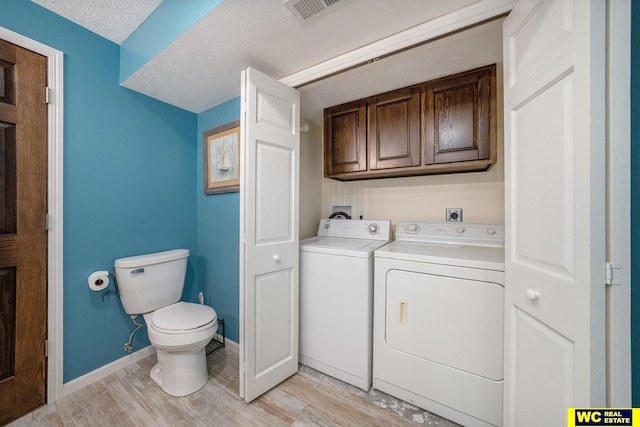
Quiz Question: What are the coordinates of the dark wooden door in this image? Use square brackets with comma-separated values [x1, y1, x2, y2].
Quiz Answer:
[0, 39, 48, 425]
[423, 65, 496, 165]
[368, 86, 421, 170]
[324, 100, 367, 176]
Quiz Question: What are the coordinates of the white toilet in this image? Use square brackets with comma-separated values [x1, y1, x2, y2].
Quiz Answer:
[114, 249, 217, 397]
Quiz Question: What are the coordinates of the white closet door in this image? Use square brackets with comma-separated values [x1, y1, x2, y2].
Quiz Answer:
[503, 0, 606, 424]
[239, 67, 300, 402]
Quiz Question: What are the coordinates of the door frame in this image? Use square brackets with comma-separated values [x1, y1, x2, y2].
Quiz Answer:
[0, 26, 64, 404]
[282, 0, 631, 405]
[605, 0, 631, 406]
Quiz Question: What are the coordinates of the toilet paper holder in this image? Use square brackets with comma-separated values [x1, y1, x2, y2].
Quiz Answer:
[100, 272, 119, 302]
[101, 288, 119, 302]
[87, 270, 119, 302]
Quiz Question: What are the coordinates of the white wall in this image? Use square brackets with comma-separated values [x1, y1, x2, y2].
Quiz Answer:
[299, 117, 323, 239]
[322, 161, 504, 227]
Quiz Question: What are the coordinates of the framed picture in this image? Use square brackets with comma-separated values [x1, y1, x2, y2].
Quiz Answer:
[203, 120, 240, 194]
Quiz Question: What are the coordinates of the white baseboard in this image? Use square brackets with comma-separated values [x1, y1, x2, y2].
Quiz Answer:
[61, 345, 155, 397]
[216, 334, 239, 355]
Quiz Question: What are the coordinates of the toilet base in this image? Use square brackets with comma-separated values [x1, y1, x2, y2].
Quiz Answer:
[150, 347, 209, 397]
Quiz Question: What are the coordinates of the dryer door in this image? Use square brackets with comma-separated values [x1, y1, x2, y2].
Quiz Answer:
[385, 269, 504, 380]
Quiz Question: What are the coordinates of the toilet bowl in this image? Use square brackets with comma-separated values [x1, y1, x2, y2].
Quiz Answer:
[114, 249, 218, 397]
[143, 302, 217, 396]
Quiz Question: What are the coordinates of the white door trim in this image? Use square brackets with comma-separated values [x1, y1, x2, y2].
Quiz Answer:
[605, 0, 631, 406]
[0, 26, 64, 404]
[280, 0, 516, 88]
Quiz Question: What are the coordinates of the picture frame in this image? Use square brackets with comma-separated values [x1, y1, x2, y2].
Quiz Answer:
[203, 120, 240, 194]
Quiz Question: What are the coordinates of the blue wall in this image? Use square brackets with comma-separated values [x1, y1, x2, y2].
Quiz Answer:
[631, 0, 640, 407]
[197, 98, 241, 343]
[1, 0, 198, 382]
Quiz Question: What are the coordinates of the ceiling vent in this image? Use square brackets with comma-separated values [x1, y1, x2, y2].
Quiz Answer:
[284, 0, 354, 25]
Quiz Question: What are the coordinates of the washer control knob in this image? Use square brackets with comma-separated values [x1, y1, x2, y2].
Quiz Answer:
[456, 227, 466, 234]
[487, 228, 496, 236]
[324, 223, 331, 230]
[526, 289, 541, 301]
[368, 223, 379, 235]
[405, 224, 420, 234]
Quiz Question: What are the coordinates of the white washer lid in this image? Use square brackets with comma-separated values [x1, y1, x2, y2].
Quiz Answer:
[300, 236, 389, 258]
[152, 302, 216, 332]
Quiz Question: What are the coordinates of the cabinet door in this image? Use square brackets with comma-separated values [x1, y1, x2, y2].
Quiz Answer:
[368, 87, 421, 170]
[424, 65, 496, 165]
[324, 101, 367, 176]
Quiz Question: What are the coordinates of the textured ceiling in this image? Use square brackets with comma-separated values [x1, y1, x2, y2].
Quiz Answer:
[121, 0, 478, 114]
[31, 0, 505, 121]
[31, 0, 162, 44]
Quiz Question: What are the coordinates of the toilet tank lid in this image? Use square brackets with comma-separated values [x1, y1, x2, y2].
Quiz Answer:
[115, 249, 189, 269]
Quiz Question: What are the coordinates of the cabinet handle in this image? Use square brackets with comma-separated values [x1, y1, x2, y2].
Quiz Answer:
[526, 289, 540, 301]
[398, 301, 408, 324]
[273, 254, 281, 262]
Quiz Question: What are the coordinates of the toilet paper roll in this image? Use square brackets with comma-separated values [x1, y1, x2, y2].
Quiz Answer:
[88, 270, 110, 292]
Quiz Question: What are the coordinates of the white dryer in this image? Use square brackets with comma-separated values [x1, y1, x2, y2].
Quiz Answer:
[373, 222, 505, 427]
[299, 219, 391, 390]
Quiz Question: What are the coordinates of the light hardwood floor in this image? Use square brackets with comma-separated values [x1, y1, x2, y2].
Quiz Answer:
[8, 348, 459, 426]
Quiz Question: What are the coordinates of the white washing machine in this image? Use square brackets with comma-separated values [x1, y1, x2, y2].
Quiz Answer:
[299, 219, 391, 391]
[373, 222, 505, 427]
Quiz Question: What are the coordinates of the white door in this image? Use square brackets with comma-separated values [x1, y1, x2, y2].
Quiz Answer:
[239, 67, 300, 402]
[503, 0, 606, 425]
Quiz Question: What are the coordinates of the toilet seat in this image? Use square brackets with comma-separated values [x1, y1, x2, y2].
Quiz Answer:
[150, 302, 217, 334]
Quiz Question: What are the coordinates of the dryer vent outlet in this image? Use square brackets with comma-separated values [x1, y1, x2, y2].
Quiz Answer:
[284, 0, 354, 25]
[446, 208, 463, 222]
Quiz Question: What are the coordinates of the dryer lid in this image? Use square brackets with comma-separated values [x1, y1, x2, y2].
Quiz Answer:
[152, 302, 216, 331]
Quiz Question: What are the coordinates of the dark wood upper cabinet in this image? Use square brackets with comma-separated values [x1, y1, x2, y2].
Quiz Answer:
[324, 100, 367, 176]
[324, 64, 497, 180]
[424, 65, 496, 166]
[368, 86, 421, 171]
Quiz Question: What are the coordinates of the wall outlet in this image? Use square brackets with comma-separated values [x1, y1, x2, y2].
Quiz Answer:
[446, 208, 463, 222]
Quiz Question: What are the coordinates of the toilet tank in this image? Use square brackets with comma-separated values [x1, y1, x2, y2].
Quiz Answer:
[114, 249, 189, 315]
